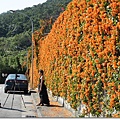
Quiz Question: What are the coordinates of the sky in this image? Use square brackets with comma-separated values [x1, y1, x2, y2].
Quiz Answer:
[0, 0, 47, 14]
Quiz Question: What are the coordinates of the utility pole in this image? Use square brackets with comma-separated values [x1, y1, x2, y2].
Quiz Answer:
[10, 10, 34, 89]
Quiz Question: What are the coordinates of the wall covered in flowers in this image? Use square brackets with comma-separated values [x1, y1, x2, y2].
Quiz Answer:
[27, 0, 120, 117]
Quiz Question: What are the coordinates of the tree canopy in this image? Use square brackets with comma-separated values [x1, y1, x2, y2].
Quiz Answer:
[0, 0, 72, 80]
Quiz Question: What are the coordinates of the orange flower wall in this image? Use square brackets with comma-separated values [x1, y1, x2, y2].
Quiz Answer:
[28, 0, 120, 117]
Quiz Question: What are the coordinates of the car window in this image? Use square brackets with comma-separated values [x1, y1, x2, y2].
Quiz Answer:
[17, 74, 27, 80]
[6, 74, 15, 80]
[6, 74, 27, 80]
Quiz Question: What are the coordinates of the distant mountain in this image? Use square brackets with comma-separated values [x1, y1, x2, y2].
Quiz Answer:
[0, 0, 72, 37]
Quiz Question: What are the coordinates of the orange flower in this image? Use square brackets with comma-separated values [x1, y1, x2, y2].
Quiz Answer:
[96, 64, 102, 69]
[76, 94, 79, 99]
[91, 70, 95, 77]
[101, 73, 106, 78]
[113, 61, 117, 69]
[80, 94, 84, 99]
[95, 59, 99, 64]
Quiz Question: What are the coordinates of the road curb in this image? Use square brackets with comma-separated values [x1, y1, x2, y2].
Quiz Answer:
[31, 92, 42, 117]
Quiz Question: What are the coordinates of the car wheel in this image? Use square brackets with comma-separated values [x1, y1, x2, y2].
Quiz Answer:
[4, 89, 7, 93]
[24, 90, 28, 94]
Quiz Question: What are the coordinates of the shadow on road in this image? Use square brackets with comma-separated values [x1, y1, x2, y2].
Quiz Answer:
[0, 107, 26, 112]
[29, 90, 36, 93]
[6, 91, 32, 96]
[48, 104, 63, 107]
[36, 104, 63, 108]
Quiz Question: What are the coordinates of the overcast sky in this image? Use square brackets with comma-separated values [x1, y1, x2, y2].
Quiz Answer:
[0, 0, 47, 14]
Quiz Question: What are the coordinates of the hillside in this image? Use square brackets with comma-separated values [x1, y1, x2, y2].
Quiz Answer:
[0, 0, 72, 77]
[0, 0, 72, 37]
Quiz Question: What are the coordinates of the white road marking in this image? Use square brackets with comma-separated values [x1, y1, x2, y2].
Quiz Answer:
[21, 95, 38, 117]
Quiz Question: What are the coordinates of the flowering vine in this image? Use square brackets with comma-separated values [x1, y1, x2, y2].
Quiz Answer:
[26, 0, 120, 117]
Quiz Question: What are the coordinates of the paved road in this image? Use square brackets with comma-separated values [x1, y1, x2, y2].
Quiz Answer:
[0, 84, 37, 118]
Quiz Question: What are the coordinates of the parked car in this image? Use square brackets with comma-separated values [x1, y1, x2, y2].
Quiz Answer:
[4, 74, 28, 94]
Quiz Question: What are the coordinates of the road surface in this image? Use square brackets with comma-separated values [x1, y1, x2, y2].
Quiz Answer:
[0, 84, 37, 118]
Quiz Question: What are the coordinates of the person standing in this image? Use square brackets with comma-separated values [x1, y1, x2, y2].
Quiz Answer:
[36, 69, 50, 106]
